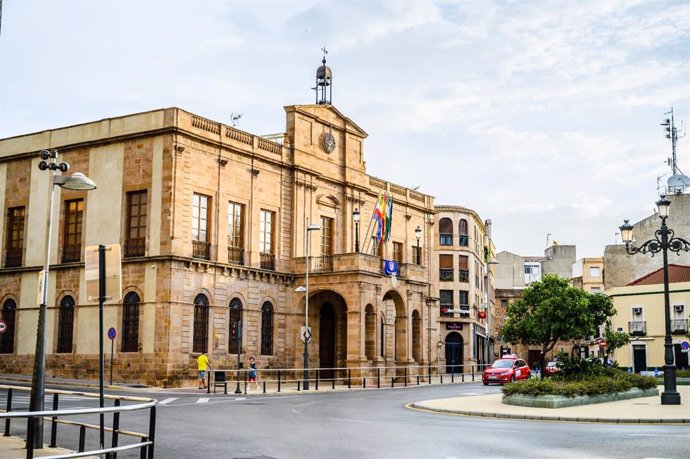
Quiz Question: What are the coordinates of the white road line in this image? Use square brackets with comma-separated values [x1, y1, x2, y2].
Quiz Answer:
[196, 398, 210, 404]
[158, 398, 177, 405]
[291, 408, 301, 415]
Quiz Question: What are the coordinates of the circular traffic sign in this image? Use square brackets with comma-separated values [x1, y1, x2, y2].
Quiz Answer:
[107, 327, 117, 340]
[682, 341, 689, 350]
[598, 339, 607, 348]
[0, 320, 6, 334]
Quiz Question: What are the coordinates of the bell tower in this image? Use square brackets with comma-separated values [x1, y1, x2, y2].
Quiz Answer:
[314, 47, 332, 105]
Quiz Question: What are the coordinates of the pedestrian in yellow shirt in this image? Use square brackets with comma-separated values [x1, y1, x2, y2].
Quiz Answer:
[197, 352, 211, 389]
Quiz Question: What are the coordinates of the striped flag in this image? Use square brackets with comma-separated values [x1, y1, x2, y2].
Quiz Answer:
[384, 196, 393, 242]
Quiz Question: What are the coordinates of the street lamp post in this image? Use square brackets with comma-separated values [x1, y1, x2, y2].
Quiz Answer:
[484, 258, 499, 368]
[29, 150, 96, 448]
[619, 196, 690, 405]
[353, 208, 360, 253]
[296, 220, 321, 391]
[415, 225, 422, 265]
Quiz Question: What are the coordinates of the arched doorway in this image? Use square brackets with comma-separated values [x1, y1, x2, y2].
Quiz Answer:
[319, 303, 336, 379]
[445, 332, 463, 374]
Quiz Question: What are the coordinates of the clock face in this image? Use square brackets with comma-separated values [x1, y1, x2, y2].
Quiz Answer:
[323, 132, 336, 153]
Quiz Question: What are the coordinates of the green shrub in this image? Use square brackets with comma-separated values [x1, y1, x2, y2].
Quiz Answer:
[502, 368, 657, 398]
[677, 369, 690, 378]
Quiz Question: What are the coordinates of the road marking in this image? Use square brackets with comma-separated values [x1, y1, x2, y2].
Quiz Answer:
[196, 398, 210, 404]
[158, 398, 177, 405]
[291, 408, 301, 415]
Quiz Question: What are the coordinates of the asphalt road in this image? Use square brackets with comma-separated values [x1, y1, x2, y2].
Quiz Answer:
[3, 383, 690, 458]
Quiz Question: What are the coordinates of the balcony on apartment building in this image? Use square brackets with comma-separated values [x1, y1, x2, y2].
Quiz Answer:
[62, 244, 81, 263]
[672, 319, 688, 334]
[440, 304, 470, 318]
[124, 238, 146, 258]
[4, 247, 22, 268]
[192, 240, 211, 260]
[439, 268, 453, 282]
[293, 252, 427, 284]
[227, 246, 245, 266]
[628, 321, 646, 336]
[260, 252, 275, 270]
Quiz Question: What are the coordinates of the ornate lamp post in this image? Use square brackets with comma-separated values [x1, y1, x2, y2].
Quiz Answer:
[29, 150, 96, 448]
[295, 220, 321, 391]
[353, 208, 360, 253]
[415, 225, 422, 265]
[619, 196, 690, 405]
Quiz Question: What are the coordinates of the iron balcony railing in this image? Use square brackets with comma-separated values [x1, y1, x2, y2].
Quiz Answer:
[124, 237, 146, 257]
[61, 244, 81, 263]
[311, 255, 333, 272]
[192, 240, 211, 260]
[439, 269, 453, 281]
[440, 304, 454, 317]
[628, 320, 646, 335]
[672, 319, 688, 334]
[4, 247, 22, 267]
[227, 246, 244, 265]
[458, 269, 470, 282]
[260, 252, 275, 270]
[459, 235, 469, 246]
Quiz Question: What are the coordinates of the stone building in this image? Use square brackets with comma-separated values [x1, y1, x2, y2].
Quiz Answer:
[0, 78, 444, 385]
[432, 206, 496, 373]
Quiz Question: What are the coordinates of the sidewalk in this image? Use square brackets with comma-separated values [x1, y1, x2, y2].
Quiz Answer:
[410, 385, 690, 424]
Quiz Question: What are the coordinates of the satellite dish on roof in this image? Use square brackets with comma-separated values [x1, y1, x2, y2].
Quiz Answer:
[668, 174, 690, 194]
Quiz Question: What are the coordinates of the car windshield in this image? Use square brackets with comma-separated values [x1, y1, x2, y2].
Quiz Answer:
[491, 360, 514, 369]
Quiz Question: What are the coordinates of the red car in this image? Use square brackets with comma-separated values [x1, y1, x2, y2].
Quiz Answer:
[482, 355, 530, 385]
[545, 361, 561, 375]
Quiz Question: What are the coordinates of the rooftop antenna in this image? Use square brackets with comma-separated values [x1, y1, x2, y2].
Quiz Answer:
[656, 173, 667, 195]
[230, 113, 242, 127]
[661, 107, 689, 194]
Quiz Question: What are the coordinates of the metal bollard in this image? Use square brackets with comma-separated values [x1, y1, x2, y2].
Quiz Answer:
[4, 388, 12, 437]
[49, 393, 59, 448]
[404, 367, 408, 387]
[147, 406, 156, 459]
[472, 365, 475, 382]
[278, 370, 281, 393]
[316, 369, 319, 391]
[377, 368, 381, 388]
[348, 369, 351, 389]
[263, 381, 266, 394]
[297, 380, 301, 391]
[417, 375, 420, 385]
[78, 425, 87, 452]
[111, 399, 121, 459]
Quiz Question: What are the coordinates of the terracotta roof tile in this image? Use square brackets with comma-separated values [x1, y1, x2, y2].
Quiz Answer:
[627, 264, 690, 286]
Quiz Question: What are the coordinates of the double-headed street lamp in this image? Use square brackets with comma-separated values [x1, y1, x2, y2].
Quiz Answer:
[353, 208, 360, 253]
[415, 225, 422, 265]
[295, 221, 321, 391]
[619, 196, 690, 405]
[29, 150, 96, 448]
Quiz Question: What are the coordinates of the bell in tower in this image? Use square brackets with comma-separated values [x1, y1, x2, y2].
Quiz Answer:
[315, 47, 332, 105]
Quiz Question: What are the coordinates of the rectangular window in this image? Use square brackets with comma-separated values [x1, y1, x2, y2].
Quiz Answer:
[321, 216, 333, 256]
[392, 242, 403, 263]
[458, 255, 469, 282]
[440, 289, 454, 317]
[589, 266, 601, 278]
[260, 210, 275, 270]
[459, 290, 469, 310]
[62, 199, 83, 263]
[227, 201, 244, 265]
[5, 206, 25, 267]
[124, 190, 147, 257]
[192, 193, 211, 259]
[439, 254, 453, 281]
[439, 234, 453, 246]
[412, 245, 422, 264]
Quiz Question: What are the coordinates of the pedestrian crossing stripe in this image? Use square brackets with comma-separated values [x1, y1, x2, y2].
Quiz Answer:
[196, 398, 209, 404]
[158, 398, 177, 405]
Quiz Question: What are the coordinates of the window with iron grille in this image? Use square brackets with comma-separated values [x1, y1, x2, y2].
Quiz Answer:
[62, 200, 83, 263]
[392, 242, 403, 263]
[259, 210, 274, 255]
[193, 294, 209, 353]
[125, 191, 147, 257]
[57, 295, 75, 353]
[261, 302, 274, 355]
[459, 290, 469, 314]
[5, 207, 25, 267]
[227, 201, 244, 264]
[439, 217, 453, 246]
[439, 254, 453, 281]
[440, 289, 454, 316]
[121, 292, 140, 352]
[0, 299, 16, 354]
[228, 298, 243, 354]
[320, 216, 333, 256]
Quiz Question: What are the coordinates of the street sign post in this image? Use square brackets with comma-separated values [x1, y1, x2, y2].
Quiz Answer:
[108, 327, 117, 385]
[300, 326, 312, 344]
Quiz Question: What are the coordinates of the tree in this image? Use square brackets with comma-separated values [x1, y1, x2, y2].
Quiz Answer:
[500, 274, 616, 378]
[602, 324, 630, 366]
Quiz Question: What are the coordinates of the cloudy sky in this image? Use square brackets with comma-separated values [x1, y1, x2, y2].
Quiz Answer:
[1, 0, 688, 258]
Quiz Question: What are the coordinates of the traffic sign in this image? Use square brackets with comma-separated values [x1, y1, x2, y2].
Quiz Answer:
[0, 320, 6, 334]
[682, 341, 689, 350]
[107, 327, 117, 340]
[300, 326, 312, 344]
[598, 339, 607, 348]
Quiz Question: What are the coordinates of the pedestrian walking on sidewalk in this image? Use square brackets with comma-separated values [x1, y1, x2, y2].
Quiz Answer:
[197, 352, 211, 389]
[248, 356, 260, 390]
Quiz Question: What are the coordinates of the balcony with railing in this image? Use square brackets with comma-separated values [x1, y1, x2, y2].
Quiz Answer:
[227, 246, 245, 265]
[458, 269, 469, 282]
[62, 244, 81, 263]
[672, 319, 688, 334]
[311, 255, 333, 273]
[4, 247, 22, 268]
[459, 304, 470, 315]
[628, 321, 646, 336]
[459, 235, 469, 246]
[439, 268, 453, 282]
[260, 252, 275, 270]
[440, 303, 454, 317]
[439, 234, 453, 246]
[124, 238, 146, 257]
[192, 240, 211, 260]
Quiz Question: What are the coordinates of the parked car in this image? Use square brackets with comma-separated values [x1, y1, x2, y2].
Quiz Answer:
[482, 355, 531, 385]
[545, 361, 561, 375]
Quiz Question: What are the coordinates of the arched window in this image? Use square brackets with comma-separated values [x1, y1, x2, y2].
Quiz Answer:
[193, 294, 209, 353]
[0, 299, 17, 354]
[228, 298, 243, 354]
[459, 219, 468, 246]
[260, 301, 274, 356]
[57, 296, 75, 353]
[121, 292, 140, 352]
[439, 218, 453, 246]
